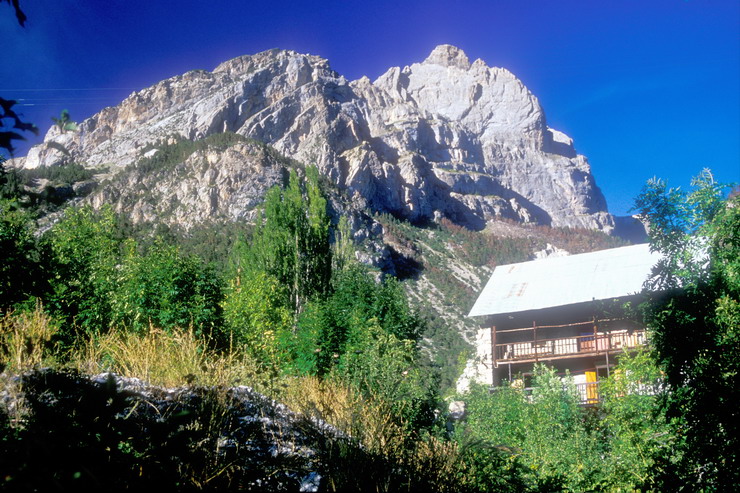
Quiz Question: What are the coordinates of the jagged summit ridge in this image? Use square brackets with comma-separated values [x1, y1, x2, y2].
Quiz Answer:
[423, 44, 471, 69]
[20, 45, 636, 234]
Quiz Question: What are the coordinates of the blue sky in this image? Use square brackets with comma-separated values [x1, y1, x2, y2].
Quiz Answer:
[2, 0, 738, 216]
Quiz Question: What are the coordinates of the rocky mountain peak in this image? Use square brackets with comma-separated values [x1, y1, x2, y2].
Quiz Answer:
[16, 46, 646, 239]
[212, 48, 335, 79]
[422, 44, 471, 70]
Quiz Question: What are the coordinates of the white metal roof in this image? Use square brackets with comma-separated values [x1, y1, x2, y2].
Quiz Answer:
[468, 243, 662, 318]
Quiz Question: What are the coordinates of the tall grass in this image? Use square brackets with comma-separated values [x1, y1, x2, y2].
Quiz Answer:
[0, 304, 59, 372]
[73, 326, 265, 389]
[277, 375, 502, 492]
[280, 375, 406, 451]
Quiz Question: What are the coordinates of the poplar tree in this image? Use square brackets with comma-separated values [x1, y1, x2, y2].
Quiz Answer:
[245, 167, 331, 313]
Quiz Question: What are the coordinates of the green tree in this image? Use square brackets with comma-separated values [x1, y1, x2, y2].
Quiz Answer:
[633, 169, 739, 489]
[51, 109, 77, 134]
[45, 205, 120, 342]
[599, 348, 675, 489]
[0, 159, 22, 201]
[222, 270, 291, 368]
[111, 238, 224, 340]
[244, 167, 331, 313]
[331, 215, 355, 273]
[293, 264, 422, 376]
[0, 199, 47, 308]
[336, 322, 438, 432]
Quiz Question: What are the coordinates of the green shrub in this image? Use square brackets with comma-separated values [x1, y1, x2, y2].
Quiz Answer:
[0, 200, 47, 309]
[18, 162, 94, 187]
[221, 271, 291, 370]
[111, 238, 224, 341]
[45, 205, 121, 342]
[461, 365, 604, 491]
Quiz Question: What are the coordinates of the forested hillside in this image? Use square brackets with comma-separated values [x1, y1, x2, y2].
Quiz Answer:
[2, 145, 738, 489]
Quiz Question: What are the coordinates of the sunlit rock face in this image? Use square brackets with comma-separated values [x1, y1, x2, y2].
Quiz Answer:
[20, 45, 628, 233]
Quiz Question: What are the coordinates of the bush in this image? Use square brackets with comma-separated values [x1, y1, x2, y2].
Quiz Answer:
[336, 322, 438, 433]
[221, 271, 291, 371]
[45, 205, 121, 342]
[111, 239, 224, 342]
[0, 200, 47, 309]
[461, 365, 604, 491]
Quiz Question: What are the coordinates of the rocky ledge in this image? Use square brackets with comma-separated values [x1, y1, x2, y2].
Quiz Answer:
[0, 369, 343, 491]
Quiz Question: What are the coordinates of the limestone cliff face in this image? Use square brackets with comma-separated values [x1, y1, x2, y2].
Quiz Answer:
[88, 141, 286, 227]
[21, 45, 626, 233]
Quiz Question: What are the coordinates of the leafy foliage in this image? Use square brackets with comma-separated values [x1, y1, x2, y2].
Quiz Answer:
[462, 365, 604, 491]
[51, 109, 78, 134]
[0, 200, 47, 308]
[633, 169, 740, 489]
[45, 205, 121, 341]
[0, 161, 23, 201]
[241, 167, 331, 313]
[599, 348, 675, 488]
[111, 239, 224, 340]
[335, 322, 438, 432]
[221, 271, 291, 370]
[290, 264, 423, 376]
[42, 205, 225, 346]
[0, 98, 38, 157]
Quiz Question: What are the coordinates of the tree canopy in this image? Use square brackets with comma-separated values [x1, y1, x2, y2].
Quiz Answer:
[633, 168, 739, 490]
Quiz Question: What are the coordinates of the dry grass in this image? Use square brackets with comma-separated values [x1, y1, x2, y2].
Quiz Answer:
[278, 375, 474, 492]
[0, 303, 61, 429]
[0, 313, 474, 492]
[0, 310, 470, 491]
[280, 375, 409, 454]
[73, 326, 265, 389]
[0, 303, 59, 373]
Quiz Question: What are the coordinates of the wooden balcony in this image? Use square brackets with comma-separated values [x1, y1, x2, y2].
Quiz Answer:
[492, 321, 646, 365]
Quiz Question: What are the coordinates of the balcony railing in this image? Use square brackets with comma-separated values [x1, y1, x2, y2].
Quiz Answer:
[519, 382, 601, 405]
[516, 379, 661, 406]
[494, 327, 646, 364]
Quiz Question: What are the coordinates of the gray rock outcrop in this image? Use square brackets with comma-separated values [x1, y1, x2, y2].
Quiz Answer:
[19, 45, 635, 233]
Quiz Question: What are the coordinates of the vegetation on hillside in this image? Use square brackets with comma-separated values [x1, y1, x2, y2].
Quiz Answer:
[1, 162, 737, 491]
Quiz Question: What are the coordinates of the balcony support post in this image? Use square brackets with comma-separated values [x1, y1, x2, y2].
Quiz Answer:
[490, 325, 499, 386]
[491, 325, 497, 368]
[593, 317, 598, 354]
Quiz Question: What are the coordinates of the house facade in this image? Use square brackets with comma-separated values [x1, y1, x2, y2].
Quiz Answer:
[460, 243, 662, 403]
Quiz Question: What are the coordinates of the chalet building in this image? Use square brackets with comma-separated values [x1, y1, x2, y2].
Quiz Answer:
[461, 243, 662, 403]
